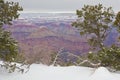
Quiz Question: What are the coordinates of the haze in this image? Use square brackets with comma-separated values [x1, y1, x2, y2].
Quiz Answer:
[7, 0, 120, 13]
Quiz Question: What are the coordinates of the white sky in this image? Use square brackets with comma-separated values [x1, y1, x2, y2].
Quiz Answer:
[7, 0, 120, 13]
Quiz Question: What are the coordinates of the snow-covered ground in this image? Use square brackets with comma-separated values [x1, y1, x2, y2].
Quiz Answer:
[0, 64, 120, 80]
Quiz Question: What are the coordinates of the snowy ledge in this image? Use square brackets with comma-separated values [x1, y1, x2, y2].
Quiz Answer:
[0, 64, 120, 80]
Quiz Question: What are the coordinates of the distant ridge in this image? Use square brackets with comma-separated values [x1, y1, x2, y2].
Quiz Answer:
[5, 13, 118, 64]
[20, 11, 76, 14]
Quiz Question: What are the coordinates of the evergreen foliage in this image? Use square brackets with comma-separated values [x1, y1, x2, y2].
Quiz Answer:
[72, 4, 114, 49]
[0, 0, 23, 72]
[72, 4, 120, 71]
[88, 45, 120, 70]
[114, 11, 120, 32]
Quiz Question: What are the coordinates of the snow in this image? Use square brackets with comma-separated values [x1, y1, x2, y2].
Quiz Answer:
[0, 64, 120, 80]
[89, 67, 117, 80]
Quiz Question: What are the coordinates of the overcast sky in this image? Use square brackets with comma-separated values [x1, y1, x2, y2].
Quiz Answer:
[7, 0, 120, 13]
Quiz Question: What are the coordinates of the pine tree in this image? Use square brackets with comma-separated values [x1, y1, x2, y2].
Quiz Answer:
[72, 4, 120, 71]
[0, 0, 23, 72]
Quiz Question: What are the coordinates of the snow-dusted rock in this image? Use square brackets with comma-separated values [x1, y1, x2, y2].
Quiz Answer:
[89, 67, 118, 80]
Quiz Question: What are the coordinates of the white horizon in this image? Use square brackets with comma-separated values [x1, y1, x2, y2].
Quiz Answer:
[19, 10, 76, 14]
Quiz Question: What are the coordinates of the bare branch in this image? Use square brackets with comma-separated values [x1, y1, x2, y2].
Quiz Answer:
[74, 59, 101, 68]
